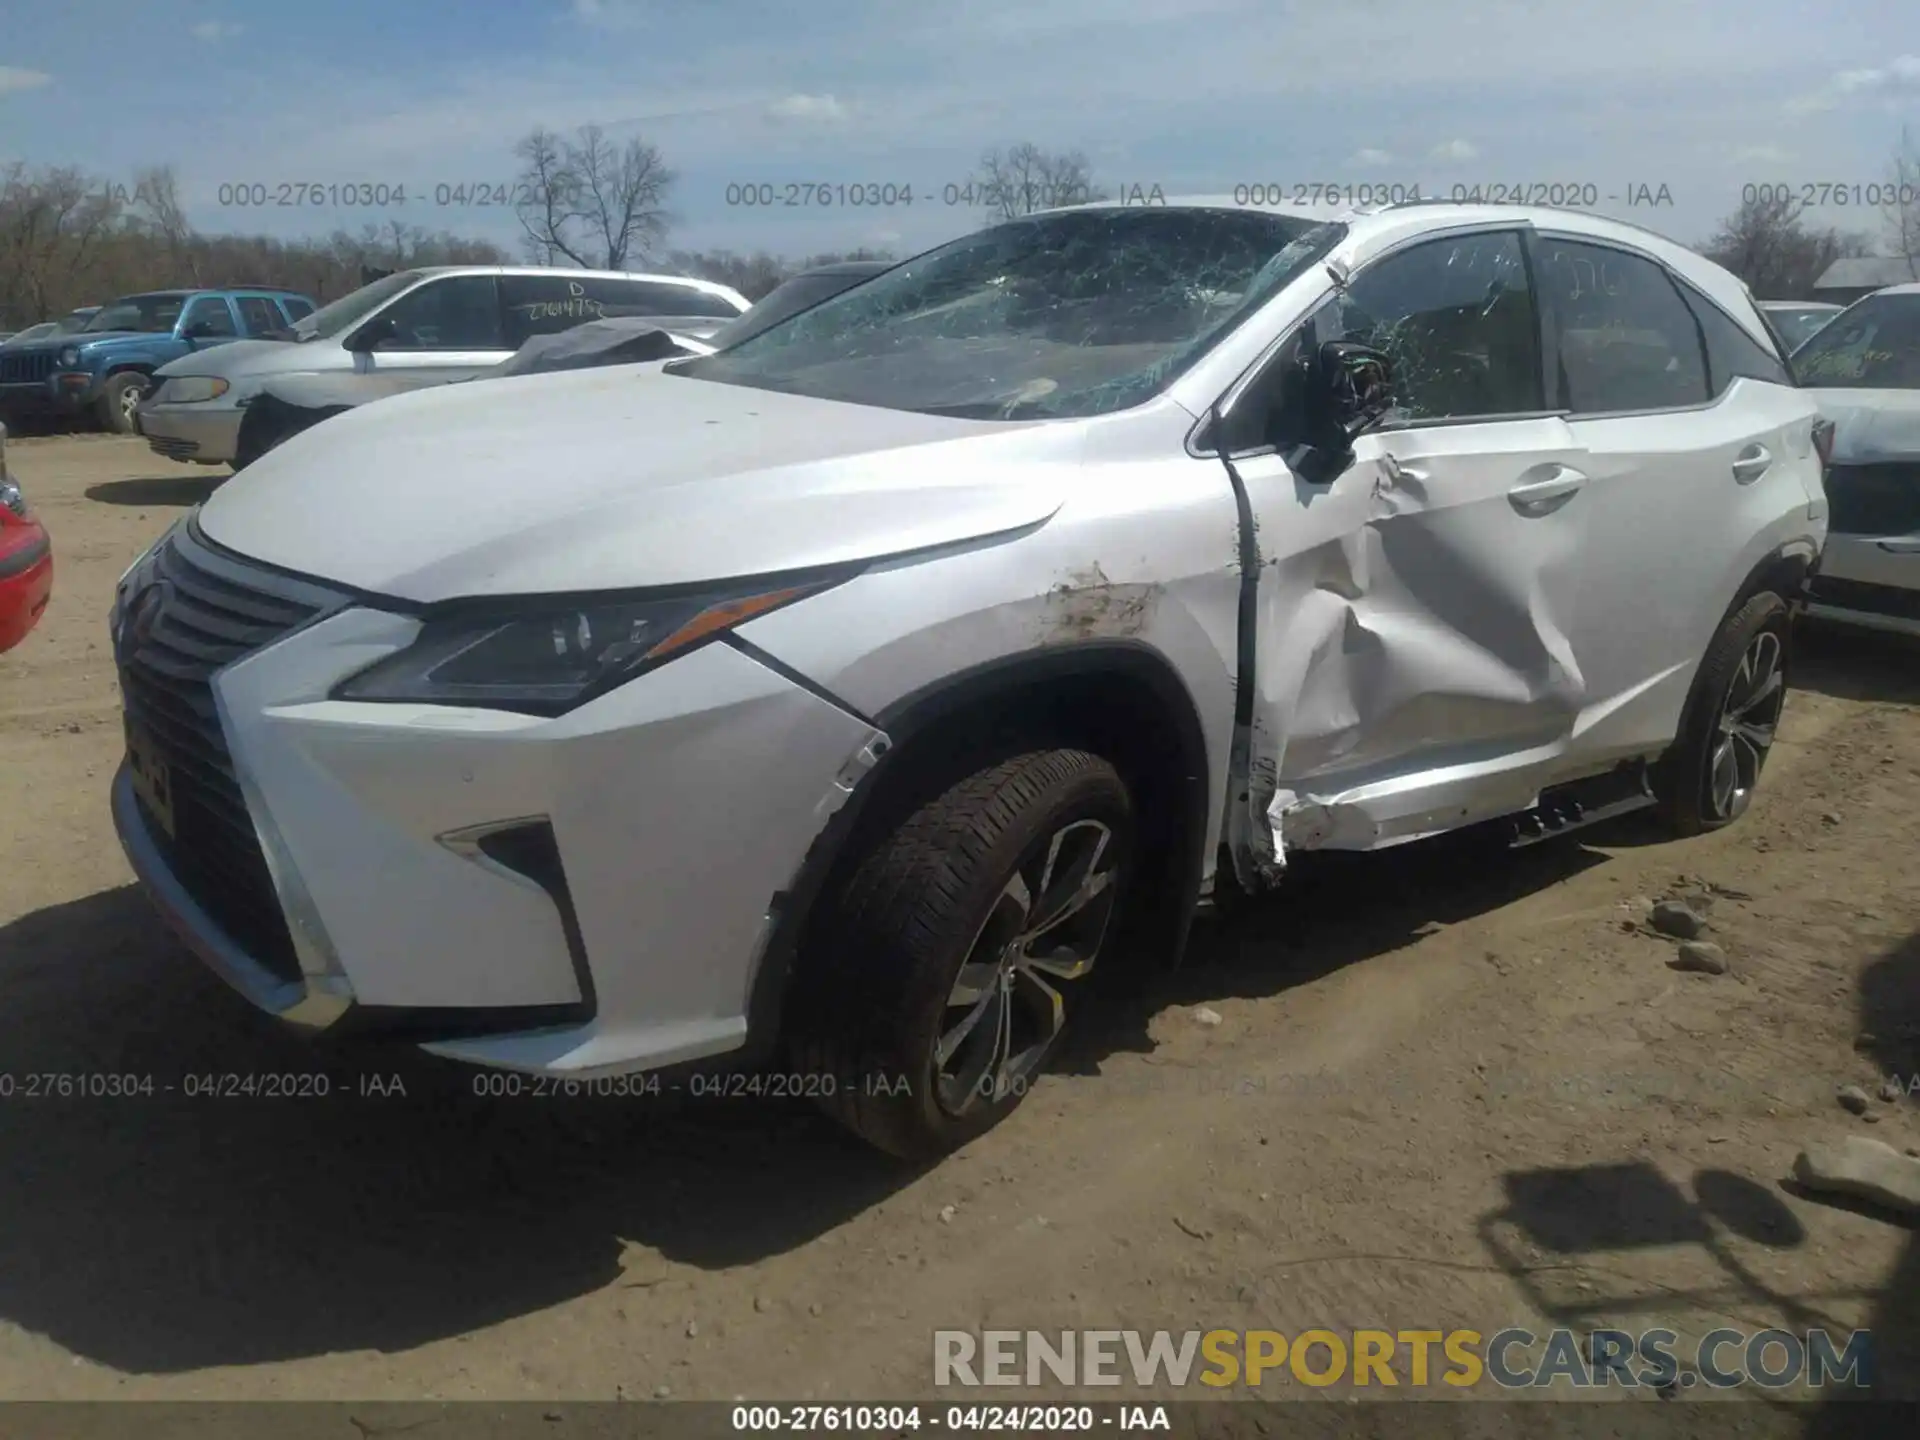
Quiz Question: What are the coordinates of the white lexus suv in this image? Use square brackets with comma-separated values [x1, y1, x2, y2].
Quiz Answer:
[110, 198, 1828, 1158]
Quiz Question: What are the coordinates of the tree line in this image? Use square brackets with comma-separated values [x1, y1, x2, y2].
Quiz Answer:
[7, 126, 1913, 330]
[0, 132, 1102, 329]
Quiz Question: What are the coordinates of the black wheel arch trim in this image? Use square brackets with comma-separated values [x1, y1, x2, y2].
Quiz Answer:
[738, 639, 1216, 1069]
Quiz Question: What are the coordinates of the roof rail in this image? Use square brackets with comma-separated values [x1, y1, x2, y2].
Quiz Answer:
[1371, 196, 1686, 249]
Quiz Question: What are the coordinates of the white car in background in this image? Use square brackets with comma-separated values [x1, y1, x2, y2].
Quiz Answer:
[1792, 283, 1920, 637]
[137, 267, 749, 469]
[1759, 300, 1842, 352]
[110, 198, 1826, 1158]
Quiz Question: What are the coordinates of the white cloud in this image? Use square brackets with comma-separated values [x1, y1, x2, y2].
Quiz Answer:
[1351, 148, 1395, 166]
[1835, 55, 1920, 94]
[1429, 138, 1478, 162]
[765, 93, 849, 123]
[191, 22, 243, 42]
[0, 65, 52, 95]
[1788, 52, 1920, 115]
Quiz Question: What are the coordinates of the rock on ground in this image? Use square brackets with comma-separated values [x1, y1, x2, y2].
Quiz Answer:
[1793, 1136, 1920, 1215]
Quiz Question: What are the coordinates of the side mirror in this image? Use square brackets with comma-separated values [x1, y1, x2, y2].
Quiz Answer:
[1314, 340, 1395, 437]
[181, 321, 218, 341]
[344, 317, 394, 354]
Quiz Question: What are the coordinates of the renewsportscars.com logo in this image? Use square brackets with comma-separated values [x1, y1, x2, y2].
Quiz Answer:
[933, 1327, 1875, 1391]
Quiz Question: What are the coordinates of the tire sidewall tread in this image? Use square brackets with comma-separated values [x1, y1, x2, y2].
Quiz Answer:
[794, 749, 1133, 1159]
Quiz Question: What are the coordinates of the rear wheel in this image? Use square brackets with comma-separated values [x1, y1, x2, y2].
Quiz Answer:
[1653, 590, 1792, 836]
[793, 749, 1133, 1159]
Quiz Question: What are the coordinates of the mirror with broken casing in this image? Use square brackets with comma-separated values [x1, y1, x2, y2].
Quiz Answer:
[1268, 339, 1396, 485]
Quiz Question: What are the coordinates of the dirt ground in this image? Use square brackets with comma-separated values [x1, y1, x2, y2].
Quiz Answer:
[1, 435, 1917, 1415]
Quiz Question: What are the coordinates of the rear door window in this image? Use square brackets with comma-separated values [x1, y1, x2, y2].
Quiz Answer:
[236, 296, 285, 336]
[1535, 238, 1709, 413]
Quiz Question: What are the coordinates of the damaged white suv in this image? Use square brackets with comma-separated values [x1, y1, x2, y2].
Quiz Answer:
[110, 198, 1827, 1158]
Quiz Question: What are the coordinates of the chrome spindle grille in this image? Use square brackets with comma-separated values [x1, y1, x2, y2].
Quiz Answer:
[115, 525, 342, 984]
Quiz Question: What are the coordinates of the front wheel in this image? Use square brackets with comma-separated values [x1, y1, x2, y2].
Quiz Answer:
[96, 373, 148, 434]
[1653, 590, 1792, 836]
[793, 750, 1134, 1159]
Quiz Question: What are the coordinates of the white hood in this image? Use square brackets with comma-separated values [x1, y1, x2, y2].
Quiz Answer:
[156, 337, 330, 382]
[195, 365, 1082, 601]
[1808, 388, 1920, 464]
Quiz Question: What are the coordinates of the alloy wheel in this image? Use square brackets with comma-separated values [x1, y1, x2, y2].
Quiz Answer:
[1707, 629, 1785, 822]
[933, 818, 1121, 1115]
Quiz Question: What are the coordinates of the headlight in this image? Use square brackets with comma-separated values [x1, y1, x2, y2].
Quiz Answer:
[332, 577, 843, 715]
[57, 346, 80, 367]
[158, 376, 230, 403]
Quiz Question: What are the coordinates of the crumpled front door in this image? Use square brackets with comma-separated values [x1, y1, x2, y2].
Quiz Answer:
[1229, 414, 1592, 882]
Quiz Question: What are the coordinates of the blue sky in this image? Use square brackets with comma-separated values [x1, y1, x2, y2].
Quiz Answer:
[4, 0, 1919, 264]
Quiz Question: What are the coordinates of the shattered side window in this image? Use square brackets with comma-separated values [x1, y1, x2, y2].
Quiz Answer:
[1323, 231, 1544, 422]
[674, 209, 1346, 419]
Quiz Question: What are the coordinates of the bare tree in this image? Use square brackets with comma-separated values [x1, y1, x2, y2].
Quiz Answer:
[0, 161, 512, 323]
[971, 143, 1107, 221]
[1700, 190, 1874, 300]
[512, 124, 675, 269]
[1884, 125, 1920, 281]
[129, 165, 200, 285]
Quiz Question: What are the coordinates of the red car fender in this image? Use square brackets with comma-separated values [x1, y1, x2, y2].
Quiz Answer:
[0, 513, 53, 655]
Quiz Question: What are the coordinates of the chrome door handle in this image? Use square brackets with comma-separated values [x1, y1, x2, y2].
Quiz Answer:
[1507, 465, 1588, 515]
[1731, 444, 1772, 484]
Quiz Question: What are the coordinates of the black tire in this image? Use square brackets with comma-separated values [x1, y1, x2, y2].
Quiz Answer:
[792, 749, 1134, 1160]
[1653, 590, 1793, 836]
[96, 372, 148, 434]
[229, 423, 272, 473]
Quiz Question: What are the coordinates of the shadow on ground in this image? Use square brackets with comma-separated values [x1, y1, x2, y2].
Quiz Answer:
[1803, 931, 1920, 1428]
[1794, 621, 1920, 707]
[0, 814, 1617, 1375]
[84, 474, 224, 508]
[1457, 929, 1918, 1423]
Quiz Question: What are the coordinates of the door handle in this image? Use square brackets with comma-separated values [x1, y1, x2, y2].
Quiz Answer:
[1507, 465, 1588, 515]
[1731, 444, 1772, 484]
[1879, 538, 1920, 554]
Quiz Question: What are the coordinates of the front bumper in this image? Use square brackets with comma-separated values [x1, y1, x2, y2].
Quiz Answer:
[0, 377, 93, 416]
[114, 552, 884, 1075]
[138, 400, 243, 463]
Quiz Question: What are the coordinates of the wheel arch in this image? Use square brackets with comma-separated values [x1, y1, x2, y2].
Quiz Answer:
[742, 640, 1216, 1066]
[1733, 538, 1819, 615]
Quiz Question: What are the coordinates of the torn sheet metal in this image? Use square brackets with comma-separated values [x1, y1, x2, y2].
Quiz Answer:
[1239, 420, 1589, 874]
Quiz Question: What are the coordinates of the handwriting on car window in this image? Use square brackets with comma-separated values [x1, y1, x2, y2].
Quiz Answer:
[511, 280, 606, 326]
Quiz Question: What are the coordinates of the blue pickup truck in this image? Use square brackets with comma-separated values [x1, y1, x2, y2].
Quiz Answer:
[0, 287, 316, 433]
